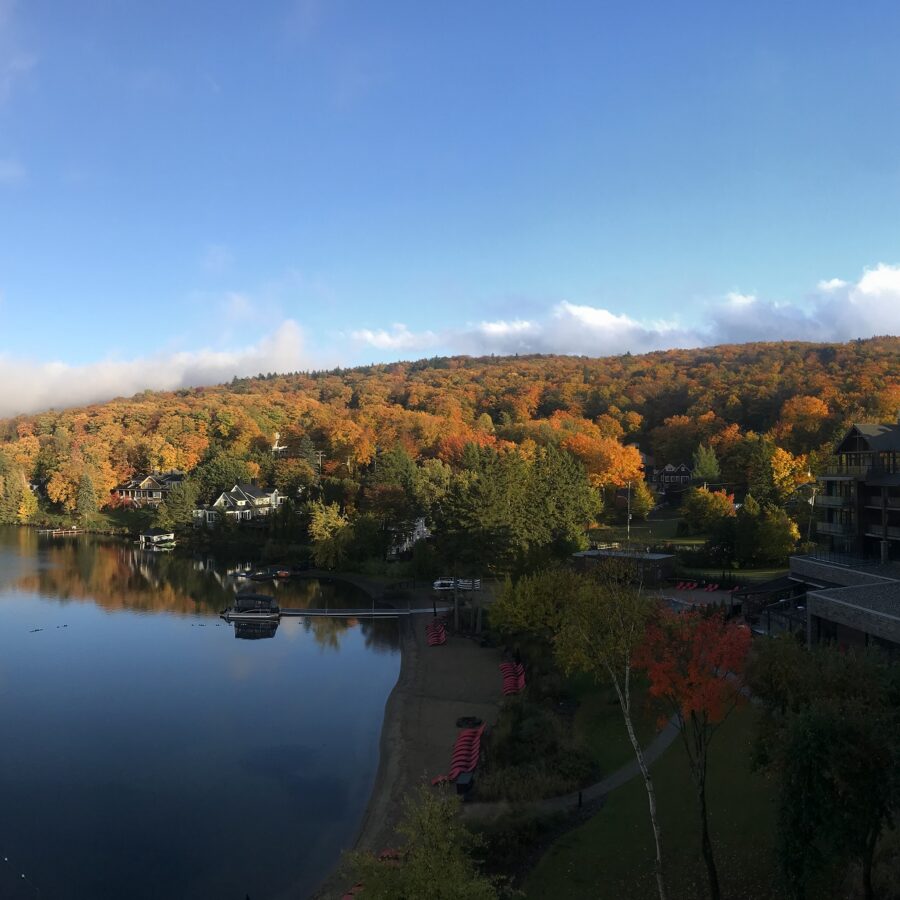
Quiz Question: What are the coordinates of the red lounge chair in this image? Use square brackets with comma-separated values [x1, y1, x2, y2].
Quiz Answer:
[501, 662, 526, 695]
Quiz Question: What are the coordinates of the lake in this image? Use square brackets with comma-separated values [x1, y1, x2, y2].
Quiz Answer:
[0, 527, 400, 899]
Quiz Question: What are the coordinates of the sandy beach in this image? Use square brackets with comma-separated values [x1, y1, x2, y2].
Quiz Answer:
[311, 599, 504, 898]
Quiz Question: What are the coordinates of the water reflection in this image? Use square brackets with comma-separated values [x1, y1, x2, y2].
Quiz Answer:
[233, 619, 280, 639]
[2, 528, 399, 652]
[0, 526, 401, 900]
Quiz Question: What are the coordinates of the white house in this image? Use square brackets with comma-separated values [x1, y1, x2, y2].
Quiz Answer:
[193, 483, 285, 527]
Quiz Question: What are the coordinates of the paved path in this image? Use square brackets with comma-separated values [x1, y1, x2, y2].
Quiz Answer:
[463, 715, 681, 824]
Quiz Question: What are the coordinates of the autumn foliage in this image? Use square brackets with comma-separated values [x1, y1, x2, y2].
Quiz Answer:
[638, 608, 751, 724]
[637, 608, 752, 900]
[0, 338, 899, 521]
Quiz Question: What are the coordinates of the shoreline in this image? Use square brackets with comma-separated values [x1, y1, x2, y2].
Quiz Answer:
[311, 591, 503, 899]
[309, 610, 421, 900]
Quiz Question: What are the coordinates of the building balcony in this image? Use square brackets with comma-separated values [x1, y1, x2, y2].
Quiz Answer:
[863, 524, 900, 539]
[863, 497, 900, 509]
[815, 494, 849, 508]
[821, 455, 898, 477]
[821, 465, 871, 477]
[817, 520, 853, 536]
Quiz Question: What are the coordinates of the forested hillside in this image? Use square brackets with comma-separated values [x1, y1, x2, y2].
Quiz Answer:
[0, 338, 899, 565]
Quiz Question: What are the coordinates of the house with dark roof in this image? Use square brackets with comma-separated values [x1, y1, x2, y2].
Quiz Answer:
[815, 419, 900, 561]
[115, 471, 184, 507]
[649, 463, 692, 494]
[192, 483, 284, 527]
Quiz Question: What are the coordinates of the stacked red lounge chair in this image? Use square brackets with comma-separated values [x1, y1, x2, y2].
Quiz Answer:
[500, 661, 526, 695]
[426, 618, 447, 646]
[704, 583, 720, 592]
[432, 724, 485, 785]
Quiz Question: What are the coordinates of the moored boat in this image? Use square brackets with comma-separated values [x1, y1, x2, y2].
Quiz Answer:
[221, 593, 280, 622]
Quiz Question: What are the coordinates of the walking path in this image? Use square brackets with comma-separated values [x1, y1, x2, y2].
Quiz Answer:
[309, 570, 683, 897]
[462, 716, 681, 824]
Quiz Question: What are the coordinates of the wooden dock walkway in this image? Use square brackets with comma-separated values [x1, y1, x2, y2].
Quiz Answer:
[279, 606, 450, 619]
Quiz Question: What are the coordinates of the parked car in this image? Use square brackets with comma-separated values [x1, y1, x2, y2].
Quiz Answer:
[432, 577, 456, 591]
[456, 578, 482, 591]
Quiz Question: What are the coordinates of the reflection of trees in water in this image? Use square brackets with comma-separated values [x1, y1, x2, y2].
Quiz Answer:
[274, 577, 370, 610]
[300, 615, 399, 652]
[6, 532, 401, 649]
[14, 538, 235, 616]
[361, 618, 400, 653]
[302, 615, 348, 650]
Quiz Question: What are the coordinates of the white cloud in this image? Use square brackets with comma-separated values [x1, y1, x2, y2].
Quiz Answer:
[350, 323, 439, 351]
[0, 321, 311, 418]
[349, 263, 900, 358]
[0, 157, 24, 184]
[5, 263, 900, 420]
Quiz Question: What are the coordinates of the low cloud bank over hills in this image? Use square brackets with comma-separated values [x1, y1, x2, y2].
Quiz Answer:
[3, 263, 900, 418]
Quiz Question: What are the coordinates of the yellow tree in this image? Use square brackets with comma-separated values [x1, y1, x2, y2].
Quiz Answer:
[562, 433, 644, 489]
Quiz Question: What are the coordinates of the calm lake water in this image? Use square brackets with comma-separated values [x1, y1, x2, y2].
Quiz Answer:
[0, 527, 400, 900]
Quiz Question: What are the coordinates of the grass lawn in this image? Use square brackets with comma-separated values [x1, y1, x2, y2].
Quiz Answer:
[567, 674, 659, 775]
[591, 520, 707, 547]
[524, 707, 785, 900]
[677, 566, 788, 585]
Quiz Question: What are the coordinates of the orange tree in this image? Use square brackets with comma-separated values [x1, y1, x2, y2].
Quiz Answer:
[636, 608, 752, 900]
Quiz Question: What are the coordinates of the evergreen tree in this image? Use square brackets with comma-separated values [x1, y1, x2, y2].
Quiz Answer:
[163, 479, 200, 528]
[76, 472, 98, 522]
[747, 437, 777, 505]
[692, 443, 721, 482]
[734, 494, 761, 566]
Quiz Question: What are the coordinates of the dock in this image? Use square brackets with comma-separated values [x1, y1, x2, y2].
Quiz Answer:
[279, 606, 451, 619]
[37, 527, 83, 537]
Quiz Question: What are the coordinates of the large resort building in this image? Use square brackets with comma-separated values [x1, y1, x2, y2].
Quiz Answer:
[816, 421, 900, 561]
[769, 416, 900, 659]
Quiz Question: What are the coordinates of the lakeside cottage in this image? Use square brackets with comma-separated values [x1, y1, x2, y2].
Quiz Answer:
[116, 471, 185, 507]
[192, 483, 285, 527]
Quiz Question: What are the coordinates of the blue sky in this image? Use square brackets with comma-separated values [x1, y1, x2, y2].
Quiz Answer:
[1, 0, 900, 415]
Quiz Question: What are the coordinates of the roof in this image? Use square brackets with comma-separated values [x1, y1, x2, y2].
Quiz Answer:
[808, 581, 900, 622]
[836, 423, 900, 454]
[233, 483, 271, 499]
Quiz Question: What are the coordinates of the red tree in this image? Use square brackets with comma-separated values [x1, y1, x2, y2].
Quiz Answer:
[637, 609, 752, 900]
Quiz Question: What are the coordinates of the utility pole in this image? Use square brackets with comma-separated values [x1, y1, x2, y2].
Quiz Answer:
[807, 483, 818, 543]
[314, 451, 325, 482]
[626, 481, 632, 544]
